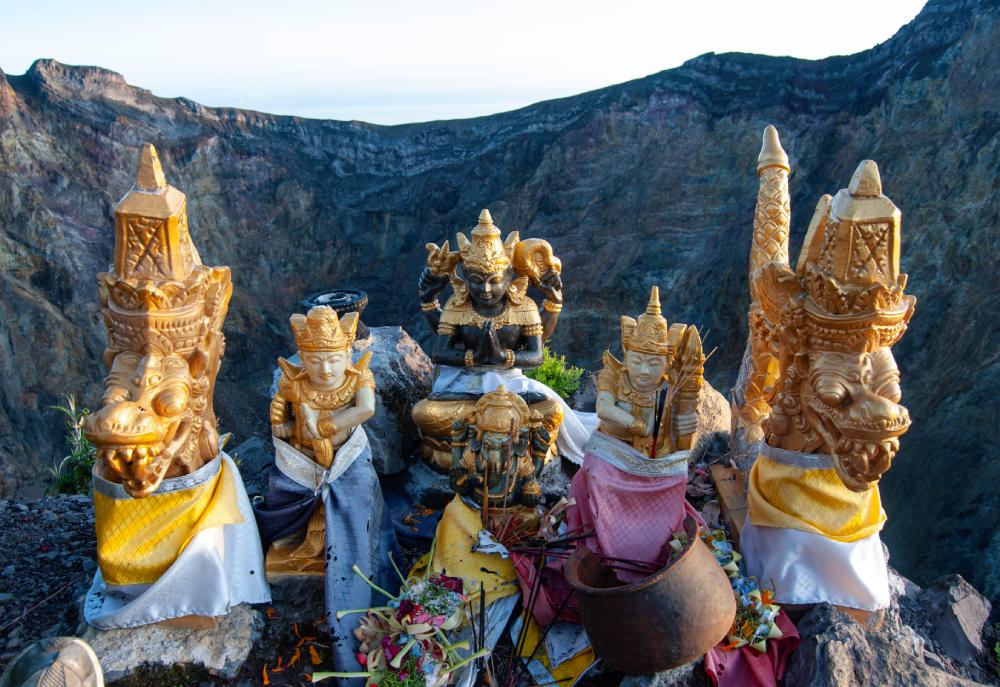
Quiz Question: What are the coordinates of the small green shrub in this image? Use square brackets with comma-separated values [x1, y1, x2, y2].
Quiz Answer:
[49, 394, 97, 495]
[994, 622, 1000, 677]
[525, 346, 585, 400]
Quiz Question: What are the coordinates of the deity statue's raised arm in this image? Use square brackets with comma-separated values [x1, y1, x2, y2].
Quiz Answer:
[412, 210, 597, 470]
[736, 126, 916, 616]
[81, 144, 269, 630]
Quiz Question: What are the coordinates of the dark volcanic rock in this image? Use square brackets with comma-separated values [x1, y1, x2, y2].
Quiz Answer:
[916, 575, 992, 666]
[785, 603, 977, 686]
[0, 0, 998, 598]
[785, 569, 997, 686]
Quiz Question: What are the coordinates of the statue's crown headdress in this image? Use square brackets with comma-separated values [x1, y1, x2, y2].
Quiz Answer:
[621, 286, 672, 356]
[753, 130, 914, 354]
[100, 144, 231, 357]
[456, 209, 519, 273]
[475, 385, 529, 434]
[291, 306, 358, 352]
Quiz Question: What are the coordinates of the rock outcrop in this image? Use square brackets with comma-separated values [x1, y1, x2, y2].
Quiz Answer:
[0, 0, 998, 597]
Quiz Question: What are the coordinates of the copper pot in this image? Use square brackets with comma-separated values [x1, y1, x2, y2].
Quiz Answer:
[565, 515, 736, 673]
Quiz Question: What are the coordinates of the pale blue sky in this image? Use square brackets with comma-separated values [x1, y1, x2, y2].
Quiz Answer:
[1, 0, 927, 124]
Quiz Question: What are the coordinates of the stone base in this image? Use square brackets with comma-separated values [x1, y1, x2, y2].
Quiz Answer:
[80, 603, 262, 682]
[619, 658, 702, 687]
[266, 571, 327, 623]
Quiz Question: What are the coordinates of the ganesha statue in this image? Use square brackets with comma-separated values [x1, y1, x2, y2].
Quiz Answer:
[82, 144, 269, 629]
[253, 306, 399, 677]
[567, 287, 706, 582]
[735, 126, 916, 613]
[412, 209, 596, 470]
[449, 386, 550, 514]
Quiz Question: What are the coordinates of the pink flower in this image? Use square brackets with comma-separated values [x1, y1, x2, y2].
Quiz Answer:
[396, 599, 425, 622]
[356, 652, 368, 667]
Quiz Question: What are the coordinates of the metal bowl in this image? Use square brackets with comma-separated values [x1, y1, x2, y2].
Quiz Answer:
[301, 289, 369, 339]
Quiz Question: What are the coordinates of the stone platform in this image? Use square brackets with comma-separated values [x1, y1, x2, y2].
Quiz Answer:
[79, 604, 262, 682]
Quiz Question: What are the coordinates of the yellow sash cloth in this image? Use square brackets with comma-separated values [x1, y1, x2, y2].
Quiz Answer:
[93, 457, 244, 586]
[747, 453, 885, 543]
[410, 496, 520, 606]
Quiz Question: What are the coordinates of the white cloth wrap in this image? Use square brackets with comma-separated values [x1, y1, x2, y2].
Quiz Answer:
[740, 515, 890, 611]
[272, 424, 368, 491]
[432, 365, 598, 465]
[83, 453, 272, 629]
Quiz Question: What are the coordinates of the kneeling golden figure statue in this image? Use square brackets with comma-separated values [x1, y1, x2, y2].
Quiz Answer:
[265, 306, 376, 574]
[596, 286, 704, 457]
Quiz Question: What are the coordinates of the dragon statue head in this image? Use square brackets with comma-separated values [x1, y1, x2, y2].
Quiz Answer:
[735, 126, 916, 492]
[84, 144, 232, 498]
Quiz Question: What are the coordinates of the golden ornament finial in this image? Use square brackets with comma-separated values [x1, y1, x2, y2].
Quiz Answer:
[136, 143, 167, 192]
[621, 285, 671, 356]
[457, 208, 514, 272]
[646, 286, 662, 316]
[113, 143, 194, 282]
[848, 159, 882, 197]
[757, 125, 790, 173]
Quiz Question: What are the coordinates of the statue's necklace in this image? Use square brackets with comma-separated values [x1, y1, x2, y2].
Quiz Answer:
[300, 375, 358, 409]
[620, 376, 663, 409]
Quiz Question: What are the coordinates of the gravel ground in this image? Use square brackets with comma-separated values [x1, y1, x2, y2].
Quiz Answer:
[0, 495, 97, 670]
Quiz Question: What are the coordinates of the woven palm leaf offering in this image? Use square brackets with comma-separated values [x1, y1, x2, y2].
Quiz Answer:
[314, 555, 488, 687]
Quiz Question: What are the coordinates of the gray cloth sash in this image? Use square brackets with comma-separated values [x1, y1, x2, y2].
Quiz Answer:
[253, 428, 400, 687]
[758, 441, 836, 470]
[584, 431, 688, 477]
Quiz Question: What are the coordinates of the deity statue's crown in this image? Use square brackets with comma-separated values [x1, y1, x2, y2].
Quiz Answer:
[621, 286, 672, 357]
[754, 134, 915, 353]
[291, 306, 358, 352]
[100, 144, 231, 357]
[474, 385, 529, 434]
[456, 209, 519, 273]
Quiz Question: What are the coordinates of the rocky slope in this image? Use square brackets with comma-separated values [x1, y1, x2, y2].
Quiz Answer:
[0, 0, 998, 597]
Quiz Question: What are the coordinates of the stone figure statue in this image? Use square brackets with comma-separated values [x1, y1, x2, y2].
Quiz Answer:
[567, 286, 706, 582]
[254, 306, 399, 684]
[735, 126, 916, 614]
[82, 144, 269, 629]
[449, 385, 550, 513]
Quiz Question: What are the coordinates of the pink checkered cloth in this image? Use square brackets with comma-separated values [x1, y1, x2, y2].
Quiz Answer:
[566, 444, 705, 583]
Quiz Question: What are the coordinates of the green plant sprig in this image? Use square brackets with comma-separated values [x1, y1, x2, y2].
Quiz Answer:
[48, 394, 97, 495]
[524, 346, 584, 400]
